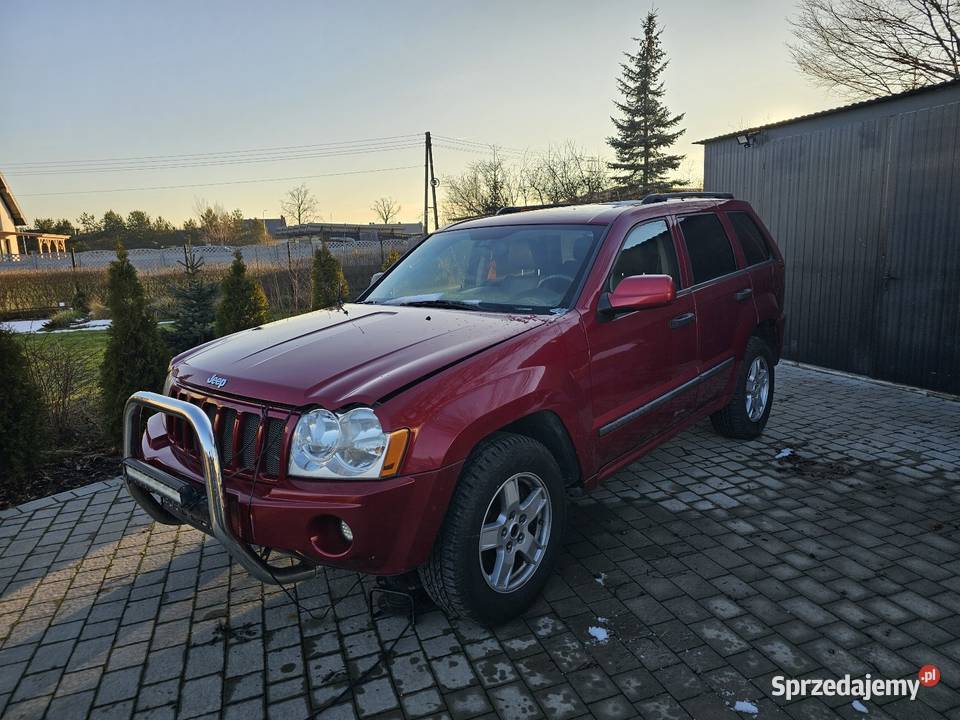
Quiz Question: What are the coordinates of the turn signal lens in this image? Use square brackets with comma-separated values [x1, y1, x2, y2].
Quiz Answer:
[379, 429, 410, 478]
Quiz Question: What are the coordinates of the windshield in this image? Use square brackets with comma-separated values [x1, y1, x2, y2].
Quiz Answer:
[363, 224, 604, 314]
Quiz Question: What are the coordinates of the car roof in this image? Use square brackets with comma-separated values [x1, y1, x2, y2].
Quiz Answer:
[443, 198, 746, 231]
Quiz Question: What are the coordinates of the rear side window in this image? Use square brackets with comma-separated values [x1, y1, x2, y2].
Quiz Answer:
[678, 213, 737, 284]
[728, 211, 771, 266]
[608, 219, 681, 291]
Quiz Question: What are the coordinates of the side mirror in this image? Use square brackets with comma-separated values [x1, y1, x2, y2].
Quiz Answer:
[368, 271, 384, 287]
[598, 274, 676, 315]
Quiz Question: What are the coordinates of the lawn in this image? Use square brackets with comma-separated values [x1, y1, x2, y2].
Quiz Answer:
[20, 328, 110, 369]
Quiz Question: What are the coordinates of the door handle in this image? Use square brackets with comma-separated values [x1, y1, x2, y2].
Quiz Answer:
[669, 312, 695, 329]
[735, 288, 753, 301]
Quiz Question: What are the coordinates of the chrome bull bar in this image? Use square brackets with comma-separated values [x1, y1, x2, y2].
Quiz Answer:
[122, 391, 317, 585]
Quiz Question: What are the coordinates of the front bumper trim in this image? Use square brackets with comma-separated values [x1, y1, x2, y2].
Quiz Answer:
[123, 390, 317, 585]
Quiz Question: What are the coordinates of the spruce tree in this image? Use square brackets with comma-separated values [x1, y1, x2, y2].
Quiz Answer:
[311, 242, 350, 310]
[168, 245, 218, 354]
[0, 329, 44, 491]
[100, 244, 168, 443]
[216, 250, 270, 336]
[607, 11, 686, 196]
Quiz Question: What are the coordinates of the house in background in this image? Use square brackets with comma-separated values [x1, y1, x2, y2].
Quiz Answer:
[0, 170, 70, 260]
[0, 171, 27, 259]
[264, 217, 286, 237]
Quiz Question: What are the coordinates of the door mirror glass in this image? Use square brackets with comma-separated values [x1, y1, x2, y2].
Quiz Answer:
[602, 274, 676, 313]
[369, 271, 384, 287]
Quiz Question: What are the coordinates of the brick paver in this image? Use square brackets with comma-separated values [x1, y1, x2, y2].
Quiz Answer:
[0, 365, 958, 719]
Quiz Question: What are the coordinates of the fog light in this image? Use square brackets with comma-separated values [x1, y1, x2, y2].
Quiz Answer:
[339, 520, 354, 543]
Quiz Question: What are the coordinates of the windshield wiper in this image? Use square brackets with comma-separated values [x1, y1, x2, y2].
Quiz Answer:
[394, 299, 484, 311]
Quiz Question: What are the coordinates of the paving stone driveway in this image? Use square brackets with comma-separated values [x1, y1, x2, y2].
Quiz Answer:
[1, 364, 959, 720]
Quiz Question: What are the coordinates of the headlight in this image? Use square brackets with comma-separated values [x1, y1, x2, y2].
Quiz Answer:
[335, 408, 387, 474]
[162, 369, 174, 396]
[289, 407, 406, 479]
[291, 409, 341, 470]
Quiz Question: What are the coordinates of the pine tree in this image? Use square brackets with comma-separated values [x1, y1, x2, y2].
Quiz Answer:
[311, 242, 350, 310]
[167, 245, 218, 354]
[381, 248, 403, 272]
[100, 244, 168, 443]
[607, 11, 686, 196]
[216, 250, 270, 336]
[0, 329, 44, 491]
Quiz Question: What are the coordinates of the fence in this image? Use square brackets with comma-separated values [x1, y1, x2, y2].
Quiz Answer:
[0, 236, 416, 273]
[0, 236, 418, 319]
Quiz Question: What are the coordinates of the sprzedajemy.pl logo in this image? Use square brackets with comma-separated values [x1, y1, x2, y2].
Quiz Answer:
[772, 666, 940, 703]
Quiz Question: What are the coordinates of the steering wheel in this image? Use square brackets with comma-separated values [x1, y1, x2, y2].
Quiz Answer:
[537, 274, 574, 293]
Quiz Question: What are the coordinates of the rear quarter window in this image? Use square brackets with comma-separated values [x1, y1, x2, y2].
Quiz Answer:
[677, 213, 738, 284]
[728, 211, 772, 266]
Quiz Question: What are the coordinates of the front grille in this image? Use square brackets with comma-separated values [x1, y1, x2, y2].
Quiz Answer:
[165, 390, 289, 480]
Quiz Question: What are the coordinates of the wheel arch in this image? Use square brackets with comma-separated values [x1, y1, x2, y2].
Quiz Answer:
[496, 410, 583, 488]
[753, 319, 781, 363]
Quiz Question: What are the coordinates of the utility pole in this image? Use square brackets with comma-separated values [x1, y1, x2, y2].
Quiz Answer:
[423, 131, 439, 234]
[423, 132, 430, 234]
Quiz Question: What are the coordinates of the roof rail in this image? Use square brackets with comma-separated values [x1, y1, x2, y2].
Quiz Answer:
[640, 192, 734, 205]
[495, 203, 571, 216]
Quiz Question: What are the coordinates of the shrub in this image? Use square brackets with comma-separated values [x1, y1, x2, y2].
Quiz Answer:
[167, 246, 217, 354]
[381, 248, 403, 271]
[71, 286, 91, 315]
[216, 250, 269, 336]
[0, 329, 44, 489]
[100, 244, 168, 444]
[22, 334, 102, 445]
[88, 300, 110, 320]
[41, 309, 86, 331]
[312, 242, 350, 310]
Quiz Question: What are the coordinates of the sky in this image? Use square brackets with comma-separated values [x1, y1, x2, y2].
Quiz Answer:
[1, 0, 840, 228]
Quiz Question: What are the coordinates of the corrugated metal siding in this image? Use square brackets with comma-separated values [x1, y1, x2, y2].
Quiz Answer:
[704, 90, 960, 394]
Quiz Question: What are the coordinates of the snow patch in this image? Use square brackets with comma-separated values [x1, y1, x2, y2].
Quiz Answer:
[733, 700, 759, 715]
[852, 700, 868, 713]
[587, 626, 609, 643]
[775, 448, 794, 459]
[2, 319, 112, 334]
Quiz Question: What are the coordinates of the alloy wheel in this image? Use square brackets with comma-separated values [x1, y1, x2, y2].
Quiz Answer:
[745, 356, 770, 421]
[478, 472, 552, 593]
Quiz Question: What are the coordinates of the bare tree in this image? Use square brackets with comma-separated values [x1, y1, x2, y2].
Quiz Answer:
[371, 197, 401, 225]
[442, 151, 522, 221]
[521, 143, 610, 205]
[193, 198, 236, 245]
[281, 184, 320, 226]
[790, 0, 960, 98]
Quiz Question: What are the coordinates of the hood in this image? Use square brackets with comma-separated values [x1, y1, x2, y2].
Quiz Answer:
[174, 303, 550, 408]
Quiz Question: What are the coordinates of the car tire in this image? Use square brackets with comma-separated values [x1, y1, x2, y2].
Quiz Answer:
[418, 432, 566, 625]
[710, 336, 775, 439]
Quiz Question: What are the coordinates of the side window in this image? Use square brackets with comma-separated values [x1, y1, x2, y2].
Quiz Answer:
[728, 211, 771, 266]
[608, 219, 681, 292]
[678, 213, 737, 284]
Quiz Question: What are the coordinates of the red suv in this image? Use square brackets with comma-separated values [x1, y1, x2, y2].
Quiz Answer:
[123, 192, 785, 624]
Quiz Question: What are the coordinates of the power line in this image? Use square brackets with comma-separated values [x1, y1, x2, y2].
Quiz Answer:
[17, 165, 421, 197]
[434, 135, 607, 163]
[8, 141, 425, 176]
[4, 133, 423, 169]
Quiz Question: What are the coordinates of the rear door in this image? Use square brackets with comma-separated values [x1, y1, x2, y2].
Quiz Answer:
[587, 218, 699, 467]
[675, 212, 758, 407]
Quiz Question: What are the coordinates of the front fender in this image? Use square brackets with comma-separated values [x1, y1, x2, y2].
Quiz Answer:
[377, 313, 592, 483]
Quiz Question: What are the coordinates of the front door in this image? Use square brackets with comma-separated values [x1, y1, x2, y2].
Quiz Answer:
[586, 219, 699, 467]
